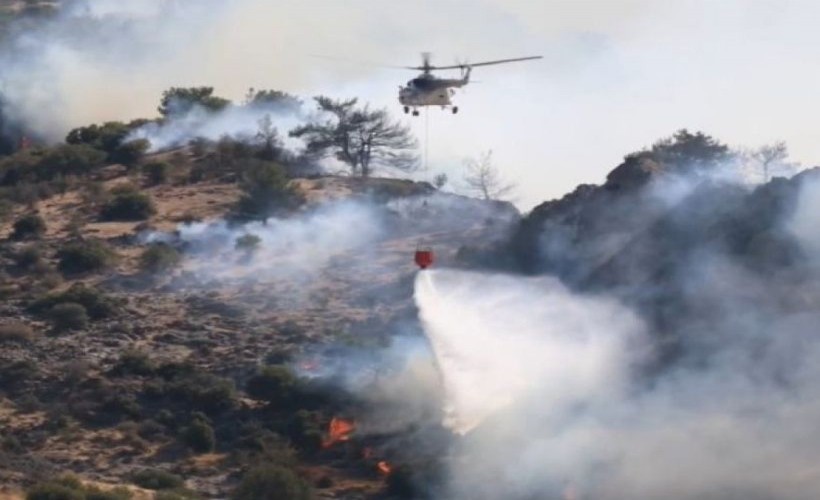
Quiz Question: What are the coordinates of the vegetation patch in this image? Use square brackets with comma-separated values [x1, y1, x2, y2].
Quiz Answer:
[57, 239, 117, 275]
[100, 187, 156, 221]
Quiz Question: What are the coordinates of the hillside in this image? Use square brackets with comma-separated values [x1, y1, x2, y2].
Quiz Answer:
[0, 142, 518, 499]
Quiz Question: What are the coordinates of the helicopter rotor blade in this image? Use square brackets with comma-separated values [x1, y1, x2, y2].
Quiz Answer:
[414, 55, 543, 71]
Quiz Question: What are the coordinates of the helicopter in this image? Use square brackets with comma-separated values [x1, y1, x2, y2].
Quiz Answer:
[399, 52, 542, 116]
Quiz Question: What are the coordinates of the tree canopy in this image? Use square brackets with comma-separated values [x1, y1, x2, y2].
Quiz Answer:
[290, 97, 417, 177]
[158, 87, 231, 118]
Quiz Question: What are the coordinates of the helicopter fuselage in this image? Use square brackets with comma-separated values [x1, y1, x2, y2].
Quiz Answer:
[398, 73, 468, 110]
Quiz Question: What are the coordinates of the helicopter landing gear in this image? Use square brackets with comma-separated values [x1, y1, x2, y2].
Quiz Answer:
[403, 106, 410, 114]
[412, 109, 420, 116]
[452, 106, 459, 114]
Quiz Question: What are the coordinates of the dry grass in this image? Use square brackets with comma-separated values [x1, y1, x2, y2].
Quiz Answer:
[0, 323, 35, 343]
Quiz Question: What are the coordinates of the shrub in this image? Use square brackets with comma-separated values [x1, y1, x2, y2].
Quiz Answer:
[131, 469, 184, 490]
[100, 189, 155, 221]
[111, 349, 155, 376]
[11, 213, 46, 240]
[110, 139, 150, 168]
[49, 302, 89, 331]
[85, 487, 132, 500]
[34, 144, 107, 181]
[286, 410, 324, 454]
[57, 239, 117, 274]
[246, 365, 295, 404]
[0, 322, 35, 343]
[167, 373, 238, 414]
[26, 483, 84, 500]
[144, 161, 171, 185]
[232, 465, 312, 500]
[235, 234, 261, 252]
[140, 243, 181, 273]
[29, 283, 119, 319]
[180, 417, 216, 453]
[235, 161, 297, 220]
[0, 359, 38, 383]
[14, 244, 44, 270]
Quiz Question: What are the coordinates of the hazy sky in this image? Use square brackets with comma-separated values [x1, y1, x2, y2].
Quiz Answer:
[8, 0, 820, 209]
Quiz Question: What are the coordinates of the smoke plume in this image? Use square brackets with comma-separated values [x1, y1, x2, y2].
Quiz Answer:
[415, 249, 820, 499]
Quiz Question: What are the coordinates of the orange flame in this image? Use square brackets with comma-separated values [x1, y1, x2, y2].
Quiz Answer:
[322, 417, 355, 448]
[376, 461, 392, 476]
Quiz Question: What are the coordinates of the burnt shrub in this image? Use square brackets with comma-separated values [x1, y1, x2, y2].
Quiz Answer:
[11, 213, 46, 240]
[29, 283, 120, 320]
[139, 243, 181, 273]
[131, 469, 184, 490]
[100, 187, 155, 221]
[180, 416, 216, 453]
[57, 239, 117, 275]
[49, 303, 89, 331]
[232, 464, 312, 500]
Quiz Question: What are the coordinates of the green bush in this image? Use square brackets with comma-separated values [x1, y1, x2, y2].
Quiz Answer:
[167, 373, 238, 414]
[14, 244, 44, 270]
[246, 365, 295, 404]
[180, 417, 216, 453]
[100, 189, 155, 221]
[11, 213, 46, 240]
[33, 144, 107, 182]
[49, 302, 89, 331]
[232, 465, 312, 500]
[85, 487, 132, 500]
[29, 283, 119, 320]
[57, 239, 117, 274]
[110, 139, 150, 168]
[66, 122, 129, 153]
[140, 243, 181, 272]
[286, 410, 324, 454]
[131, 469, 184, 490]
[235, 161, 297, 220]
[111, 349, 155, 376]
[26, 482, 84, 500]
[144, 161, 171, 186]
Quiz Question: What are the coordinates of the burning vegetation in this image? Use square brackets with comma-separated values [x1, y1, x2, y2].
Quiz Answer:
[322, 417, 356, 449]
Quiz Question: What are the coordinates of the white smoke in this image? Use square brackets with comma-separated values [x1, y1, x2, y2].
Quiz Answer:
[166, 200, 384, 284]
[127, 103, 304, 152]
[415, 268, 820, 499]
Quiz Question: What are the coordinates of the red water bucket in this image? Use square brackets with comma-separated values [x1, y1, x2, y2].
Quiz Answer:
[415, 249, 434, 269]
